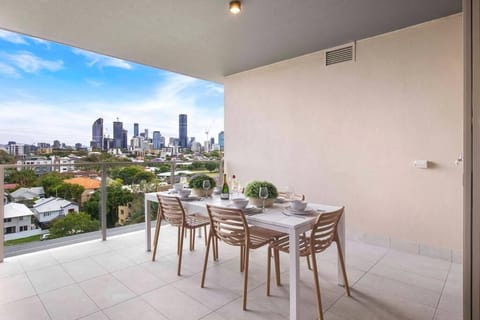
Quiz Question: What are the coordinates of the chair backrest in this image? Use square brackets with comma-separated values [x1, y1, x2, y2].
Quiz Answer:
[309, 207, 344, 254]
[206, 205, 249, 247]
[157, 194, 186, 226]
[278, 192, 305, 201]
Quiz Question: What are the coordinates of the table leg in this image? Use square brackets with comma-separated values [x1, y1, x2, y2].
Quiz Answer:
[337, 211, 346, 286]
[145, 198, 151, 252]
[289, 228, 301, 320]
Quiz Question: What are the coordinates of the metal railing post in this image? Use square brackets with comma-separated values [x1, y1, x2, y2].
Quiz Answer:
[101, 163, 107, 241]
[170, 160, 176, 185]
[0, 167, 4, 262]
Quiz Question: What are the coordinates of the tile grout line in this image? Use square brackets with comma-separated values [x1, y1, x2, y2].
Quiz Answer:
[325, 246, 389, 314]
[431, 262, 452, 320]
[23, 269, 54, 320]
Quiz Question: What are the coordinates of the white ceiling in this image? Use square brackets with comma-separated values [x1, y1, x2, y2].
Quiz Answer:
[0, 0, 461, 83]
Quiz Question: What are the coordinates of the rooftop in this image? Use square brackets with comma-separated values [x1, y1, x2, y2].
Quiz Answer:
[4, 203, 33, 219]
[64, 177, 101, 190]
[33, 197, 75, 213]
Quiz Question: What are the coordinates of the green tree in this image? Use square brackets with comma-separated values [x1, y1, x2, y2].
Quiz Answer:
[111, 166, 154, 185]
[0, 150, 15, 164]
[83, 182, 134, 227]
[57, 183, 85, 203]
[7, 169, 37, 187]
[49, 212, 99, 238]
[205, 162, 218, 172]
[35, 172, 65, 196]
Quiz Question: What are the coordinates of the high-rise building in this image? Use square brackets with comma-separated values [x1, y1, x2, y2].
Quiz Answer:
[113, 119, 123, 149]
[53, 140, 61, 149]
[218, 131, 224, 151]
[134, 123, 139, 137]
[210, 137, 215, 145]
[152, 131, 161, 150]
[122, 129, 128, 149]
[179, 114, 188, 148]
[91, 118, 103, 150]
[144, 129, 149, 140]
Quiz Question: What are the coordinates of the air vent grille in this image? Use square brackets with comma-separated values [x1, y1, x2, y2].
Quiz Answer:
[325, 44, 354, 66]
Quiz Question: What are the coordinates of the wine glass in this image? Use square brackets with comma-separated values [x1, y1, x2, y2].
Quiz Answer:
[202, 179, 211, 199]
[259, 186, 269, 212]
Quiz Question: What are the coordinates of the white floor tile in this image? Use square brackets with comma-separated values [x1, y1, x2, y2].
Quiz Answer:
[103, 297, 168, 320]
[79, 311, 109, 320]
[0, 273, 36, 304]
[39, 284, 98, 320]
[0, 296, 50, 320]
[62, 257, 108, 282]
[143, 286, 212, 320]
[27, 265, 74, 294]
[80, 274, 135, 309]
[112, 264, 166, 295]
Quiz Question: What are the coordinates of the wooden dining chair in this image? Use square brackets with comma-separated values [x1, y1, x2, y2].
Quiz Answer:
[201, 204, 284, 310]
[152, 194, 210, 276]
[267, 207, 350, 320]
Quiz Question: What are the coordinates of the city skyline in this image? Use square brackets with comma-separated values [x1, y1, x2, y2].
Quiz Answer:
[0, 29, 224, 145]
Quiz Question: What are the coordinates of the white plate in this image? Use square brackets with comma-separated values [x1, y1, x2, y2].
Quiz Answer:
[180, 196, 201, 201]
[284, 207, 315, 215]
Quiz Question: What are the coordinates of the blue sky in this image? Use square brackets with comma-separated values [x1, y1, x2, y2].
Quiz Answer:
[0, 29, 224, 146]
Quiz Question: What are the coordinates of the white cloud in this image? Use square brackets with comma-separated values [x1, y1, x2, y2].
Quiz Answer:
[1, 51, 63, 73]
[72, 48, 132, 70]
[31, 38, 51, 48]
[206, 83, 224, 94]
[0, 74, 224, 145]
[0, 61, 20, 78]
[0, 30, 28, 45]
[85, 79, 104, 87]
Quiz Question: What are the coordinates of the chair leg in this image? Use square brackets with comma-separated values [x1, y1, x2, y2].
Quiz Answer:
[266, 246, 272, 296]
[204, 225, 208, 246]
[306, 255, 312, 270]
[311, 251, 324, 320]
[201, 231, 213, 288]
[151, 214, 162, 261]
[177, 227, 185, 276]
[188, 228, 195, 251]
[240, 246, 245, 272]
[336, 238, 351, 297]
[177, 227, 181, 255]
[274, 249, 281, 286]
[214, 238, 219, 261]
[242, 246, 250, 310]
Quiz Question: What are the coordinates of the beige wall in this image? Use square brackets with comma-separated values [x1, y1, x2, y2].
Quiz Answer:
[224, 14, 463, 252]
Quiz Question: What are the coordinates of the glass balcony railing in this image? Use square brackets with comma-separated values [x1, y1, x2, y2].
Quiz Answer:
[0, 159, 223, 261]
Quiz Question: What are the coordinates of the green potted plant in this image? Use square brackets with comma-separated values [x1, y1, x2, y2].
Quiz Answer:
[244, 181, 278, 208]
[188, 174, 216, 197]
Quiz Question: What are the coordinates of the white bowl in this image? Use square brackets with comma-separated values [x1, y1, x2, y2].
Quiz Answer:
[173, 183, 184, 192]
[231, 198, 249, 209]
[291, 200, 307, 211]
[179, 189, 191, 198]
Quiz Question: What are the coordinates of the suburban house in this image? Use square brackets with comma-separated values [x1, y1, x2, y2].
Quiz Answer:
[32, 197, 78, 227]
[63, 177, 101, 205]
[3, 203, 34, 235]
[117, 204, 132, 226]
[3, 193, 8, 205]
[9, 187, 45, 202]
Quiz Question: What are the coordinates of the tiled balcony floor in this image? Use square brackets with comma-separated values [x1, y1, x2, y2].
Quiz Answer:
[0, 226, 462, 320]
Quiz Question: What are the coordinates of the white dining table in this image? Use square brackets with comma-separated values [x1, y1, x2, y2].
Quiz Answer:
[144, 192, 345, 320]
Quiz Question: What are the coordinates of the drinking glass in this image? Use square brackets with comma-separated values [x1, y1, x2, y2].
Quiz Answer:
[259, 186, 269, 212]
[202, 179, 211, 199]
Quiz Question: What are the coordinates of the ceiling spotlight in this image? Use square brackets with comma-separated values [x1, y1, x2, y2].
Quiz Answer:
[229, 1, 242, 14]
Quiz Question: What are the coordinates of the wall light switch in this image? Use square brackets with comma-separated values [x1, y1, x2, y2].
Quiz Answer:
[413, 160, 429, 169]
